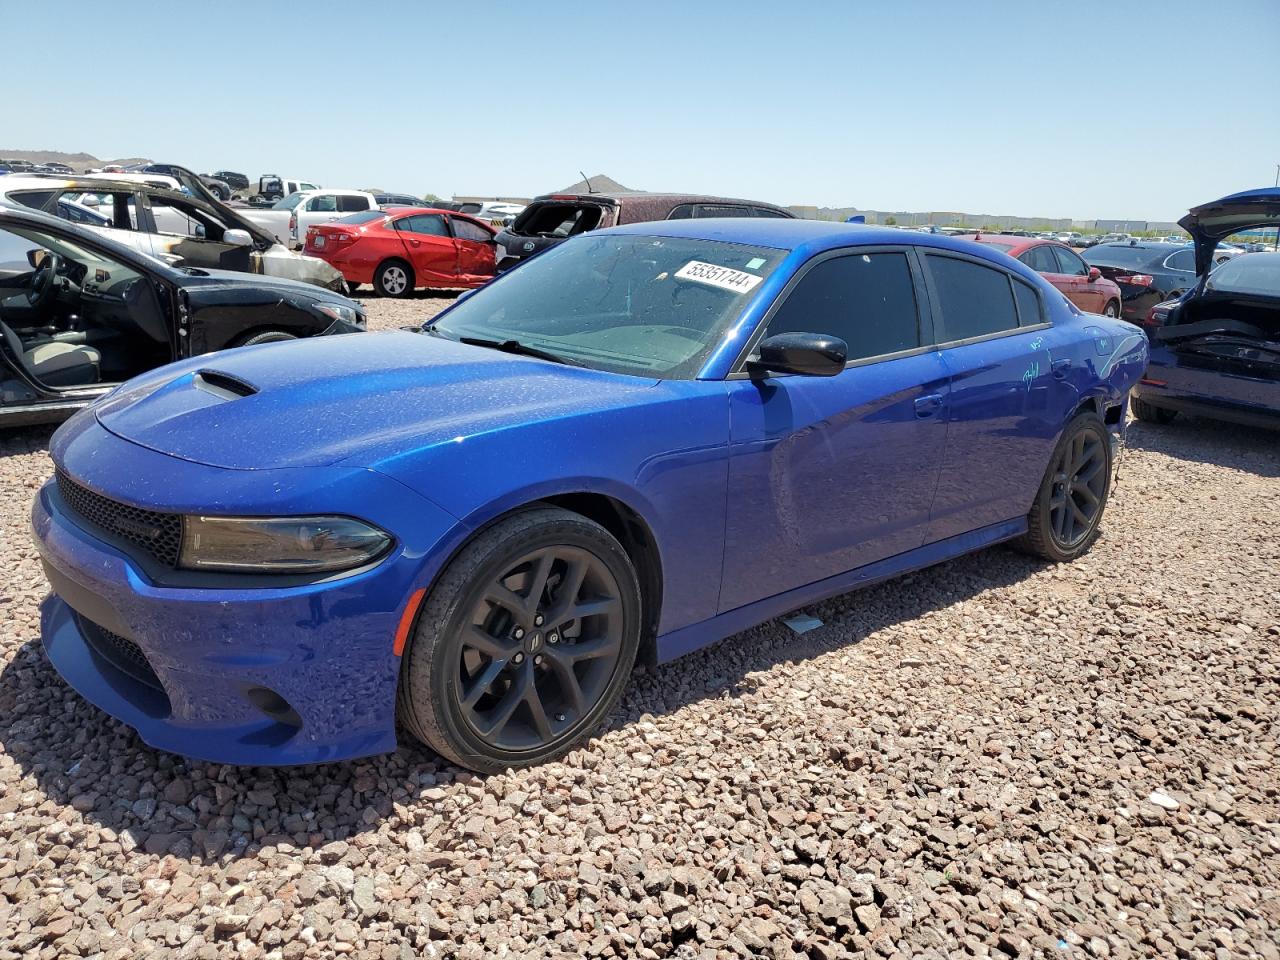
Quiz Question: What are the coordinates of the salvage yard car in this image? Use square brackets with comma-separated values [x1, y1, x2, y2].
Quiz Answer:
[1131, 188, 1280, 429]
[0, 175, 348, 291]
[494, 191, 794, 270]
[958, 234, 1123, 316]
[305, 207, 497, 296]
[1084, 240, 1202, 322]
[0, 206, 364, 426]
[31, 218, 1146, 770]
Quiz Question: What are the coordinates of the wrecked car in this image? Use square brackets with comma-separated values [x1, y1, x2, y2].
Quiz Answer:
[1132, 188, 1280, 429]
[494, 192, 794, 270]
[0, 206, 364, 426]
[0, 175, 348, 292]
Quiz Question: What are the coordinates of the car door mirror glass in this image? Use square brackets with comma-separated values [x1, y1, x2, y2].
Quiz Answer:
[749, 332, 847, 377]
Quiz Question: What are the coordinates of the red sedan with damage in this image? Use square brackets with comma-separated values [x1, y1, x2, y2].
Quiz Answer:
[304, 208, 497, 297]
[957, 234, 1123, 317]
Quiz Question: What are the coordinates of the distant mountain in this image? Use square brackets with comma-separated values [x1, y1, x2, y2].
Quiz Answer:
[555, 173, 635, 195]
[0, 149, 151, 171]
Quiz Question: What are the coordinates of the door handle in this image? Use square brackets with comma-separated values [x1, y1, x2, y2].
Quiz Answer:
[409, 239, 420, 247]
[1052, 359, 1072, 379]
[914, 393, 944, 418]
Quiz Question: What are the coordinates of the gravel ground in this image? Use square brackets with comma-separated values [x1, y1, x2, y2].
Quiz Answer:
[1, 297, 1277, 959]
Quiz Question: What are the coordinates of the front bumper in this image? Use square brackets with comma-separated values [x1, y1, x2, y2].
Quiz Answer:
[31, 416, 463, 765]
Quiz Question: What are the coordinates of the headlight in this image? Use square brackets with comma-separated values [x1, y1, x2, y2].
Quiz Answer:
[315, 302, 361, 324]
[179, 515, 392, 573]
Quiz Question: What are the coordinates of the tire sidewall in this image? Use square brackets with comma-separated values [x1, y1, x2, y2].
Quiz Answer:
[236, 330, 298, 347]
[404, 510, 641, 771]
[375, 260, 412, 298]
[1031, 413, 1112, 562]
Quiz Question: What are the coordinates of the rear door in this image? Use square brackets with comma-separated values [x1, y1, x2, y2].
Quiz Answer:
[1019, 244, 1077, 307]
[447, 215, 496, 282]
[392, 213, 457, 284]
[923, 253, 1080, 541]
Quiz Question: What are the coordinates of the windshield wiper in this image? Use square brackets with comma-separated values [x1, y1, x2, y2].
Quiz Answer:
[457, 335, 584, 367]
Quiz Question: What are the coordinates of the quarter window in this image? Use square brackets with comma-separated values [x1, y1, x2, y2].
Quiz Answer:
[1164, 249, 1195, 272]
[926, 255, 1020, 341]
[765, 252, 921, 362]
[751, 207, 790, 218]
[1012, 279, 1043, 326]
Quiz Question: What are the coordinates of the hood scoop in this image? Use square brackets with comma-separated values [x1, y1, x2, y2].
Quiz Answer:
[193, 369, 259, 400]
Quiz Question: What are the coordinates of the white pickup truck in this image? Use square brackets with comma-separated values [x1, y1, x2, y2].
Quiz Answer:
[240, 189, 380, 248]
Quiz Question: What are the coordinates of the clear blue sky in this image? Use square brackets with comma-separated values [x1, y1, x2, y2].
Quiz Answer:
[8, 0, 1278, 221]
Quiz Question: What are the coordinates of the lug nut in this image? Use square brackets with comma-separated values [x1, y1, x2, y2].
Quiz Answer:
[555, 713, 566, 722]
[547, 632, 559, 645]
[534, 655, 544, 666]
[513, 627, 525, 640]
[512, 652, 525, 665]
[534, 613, 545, 626]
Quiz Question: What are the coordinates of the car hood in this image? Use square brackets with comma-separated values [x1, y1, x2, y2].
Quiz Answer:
[95, 331, 659, 470]
[1179, 188, 1280, 275]
[176, 267, 348, 301]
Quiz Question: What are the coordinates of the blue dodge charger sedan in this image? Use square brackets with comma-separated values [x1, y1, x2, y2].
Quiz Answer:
[32, 219, 1148, 771]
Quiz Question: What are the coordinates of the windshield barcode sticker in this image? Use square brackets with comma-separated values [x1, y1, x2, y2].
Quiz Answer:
[675, 260, 764, 294]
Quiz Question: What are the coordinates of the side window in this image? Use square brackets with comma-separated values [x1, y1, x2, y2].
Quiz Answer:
[1051, 246, 1088, 276]
[337, 195, 370, 212]
[307, 195, 338, 212]
[1012, 278, 1044, 326]
[396, 214, 448, 237]
[1018, 246, 1058, 274]
[666, 204, 694, 220]
[752, 206, 790, 218]
[1165, 249, 1195, 272]
[765, 252, 921, 362]
[451, 218, 492, 243]
[926, 255, 1020, 341]
[300, 183, 318, 192]
[694, 204, 752, 218]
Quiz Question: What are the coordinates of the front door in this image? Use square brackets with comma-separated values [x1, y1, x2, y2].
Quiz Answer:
[719, 249, 949, 612]
[920, 252, 1081, 541]
[393, 213, 459, 285]
[1050, 244, 1103, 312]
[141, 196, 252, 273]
[447, 215, 497, 284]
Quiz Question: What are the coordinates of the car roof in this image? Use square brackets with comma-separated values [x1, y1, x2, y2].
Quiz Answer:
[950, 234, 1068, 255]
[604, 217, 1044, 271]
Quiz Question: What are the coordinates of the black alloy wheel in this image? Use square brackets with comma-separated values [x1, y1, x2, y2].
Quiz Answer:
[398, 507, 641, 772]
[1018, 412, 1112, 561]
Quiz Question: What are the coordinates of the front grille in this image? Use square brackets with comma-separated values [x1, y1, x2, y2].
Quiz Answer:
[56, 470, 182, 568]
[79, 617, 164, 691]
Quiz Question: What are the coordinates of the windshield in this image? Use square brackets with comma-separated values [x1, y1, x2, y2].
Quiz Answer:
[1206, 253, 1280, 297]
[431, 233, 787, 378]
[272, 193, 306, 211]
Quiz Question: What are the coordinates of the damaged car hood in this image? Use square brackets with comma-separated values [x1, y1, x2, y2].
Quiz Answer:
[1179, 187, 1280, 276]
[94, 330, 660, 471]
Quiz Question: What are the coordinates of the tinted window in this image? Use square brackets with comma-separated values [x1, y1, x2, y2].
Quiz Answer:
[1164, 249, 1196, 272]
[1052, 245, 1087, 276]
[927, 255, 1019, 341]
[1019, 246, 1058, 274]
[307, 195, 338, 212]
[694, 204, 752, 218]
[1012, 279, 1043, 325]
[396, 214, 448, 236]
[1084, 245, 1163, 268]
[6, 189, 57, 211]
[1206, 254, 1280, 296]
[752, 207, 790, 218]
[451, 217, 492, 242]
[337, 195, 370, 212]
[766, 253, 921, 361]
[666, 204, 694, 220]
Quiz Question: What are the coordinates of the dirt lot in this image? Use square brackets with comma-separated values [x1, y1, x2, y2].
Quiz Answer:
[1, 294, 1277, 959]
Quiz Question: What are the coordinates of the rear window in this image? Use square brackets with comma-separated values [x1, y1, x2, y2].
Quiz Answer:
[926, 255, 1020, 341]
[5, 189, 57, 211]
[1084, 245, 1163, 268]
[337, 195, 370, 212]
[1206, 254, 1280, 297]
[512, 202, 604, 238]
[337, 211, 387, 225]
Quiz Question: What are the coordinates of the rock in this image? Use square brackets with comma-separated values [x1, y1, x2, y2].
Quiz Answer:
[1148, 791, 1180, 811]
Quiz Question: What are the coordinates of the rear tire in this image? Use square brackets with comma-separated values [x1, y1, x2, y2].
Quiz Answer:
[398, 507, 641, 773]
[1131, 396, 1177, 424]
[234, 329, 298, 347]
[374, 259, 414, 298]
[1016, 412, 1112, 562]
[1103, 300, 1120, 318]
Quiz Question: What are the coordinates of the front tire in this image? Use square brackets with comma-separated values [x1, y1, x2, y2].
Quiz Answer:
[374, 259, 414, 298]
[398, 507, 642, 773]
[1132, 396, 1177, 424]
[1016, 412, 1112, 562]
[1103, 300, 1120, 318]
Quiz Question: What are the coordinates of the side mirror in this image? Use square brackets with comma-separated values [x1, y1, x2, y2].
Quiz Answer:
[1088, 267, 1101, 282]
[223, 228, 253, 247]
[749, 332, 848, 377]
